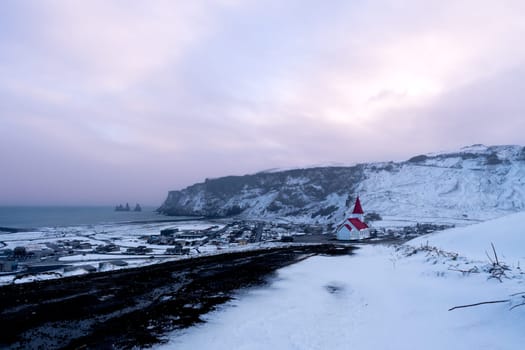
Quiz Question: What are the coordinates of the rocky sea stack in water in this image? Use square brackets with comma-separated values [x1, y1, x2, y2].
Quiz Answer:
[115, 203, 142, 212]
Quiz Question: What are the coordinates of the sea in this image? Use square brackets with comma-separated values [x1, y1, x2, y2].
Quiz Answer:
[0, 206, 168, 230]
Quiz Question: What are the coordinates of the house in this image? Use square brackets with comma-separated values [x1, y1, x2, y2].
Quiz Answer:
[160, 228, 179, 236]
[165, 244, 190, 255]
[126, 246, 152, 254]
[95, 244, 120, 253]
[336, 196, 370, 240]
[0, 261, 17, 272]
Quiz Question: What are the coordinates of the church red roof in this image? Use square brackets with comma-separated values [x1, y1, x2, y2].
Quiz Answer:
[348, 218, 368, 230]
[352, 196, 364, 214]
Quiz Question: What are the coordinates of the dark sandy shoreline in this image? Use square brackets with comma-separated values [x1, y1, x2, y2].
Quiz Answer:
[0, 244, 354, 349]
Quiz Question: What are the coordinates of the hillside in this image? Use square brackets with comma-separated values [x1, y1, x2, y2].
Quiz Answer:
[158, 145, 525, 225]
[408, 210, 525, 262]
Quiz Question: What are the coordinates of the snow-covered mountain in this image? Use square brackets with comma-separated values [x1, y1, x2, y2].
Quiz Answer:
[158, 145, 525, 225]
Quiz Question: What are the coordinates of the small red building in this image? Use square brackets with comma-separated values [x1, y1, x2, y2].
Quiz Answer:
[336, 196, 370, 240]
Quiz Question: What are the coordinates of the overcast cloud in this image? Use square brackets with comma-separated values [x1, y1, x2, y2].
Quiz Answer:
[1, 0, 524, 205]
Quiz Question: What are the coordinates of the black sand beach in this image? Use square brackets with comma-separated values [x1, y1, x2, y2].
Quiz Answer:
[0, 244, 354, 349]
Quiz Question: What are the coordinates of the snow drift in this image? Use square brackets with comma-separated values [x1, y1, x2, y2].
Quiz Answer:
[409, 210, 525, 263]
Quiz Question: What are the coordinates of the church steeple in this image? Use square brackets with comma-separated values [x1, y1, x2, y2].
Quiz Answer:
[350, 196, 365, 221]
[352, 196, 364, 215]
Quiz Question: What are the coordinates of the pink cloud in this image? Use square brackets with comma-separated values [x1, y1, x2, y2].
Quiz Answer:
[1, 0, 525, 205]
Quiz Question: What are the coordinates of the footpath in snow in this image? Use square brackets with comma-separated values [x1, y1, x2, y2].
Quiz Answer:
[155, 212, 525, 350]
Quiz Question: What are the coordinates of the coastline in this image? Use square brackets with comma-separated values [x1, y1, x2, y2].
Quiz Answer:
[0, 206, 166, 229]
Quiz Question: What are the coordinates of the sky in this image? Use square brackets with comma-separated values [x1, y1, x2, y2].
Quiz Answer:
[1, 0, 525, 206]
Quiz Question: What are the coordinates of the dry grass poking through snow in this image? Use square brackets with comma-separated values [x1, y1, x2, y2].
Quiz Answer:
[398, 241, 525, 312]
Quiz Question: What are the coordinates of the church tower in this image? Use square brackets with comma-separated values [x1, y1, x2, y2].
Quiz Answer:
[351, 196, 365, 222]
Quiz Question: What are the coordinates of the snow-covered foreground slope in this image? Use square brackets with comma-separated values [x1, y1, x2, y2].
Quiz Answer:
[155, 213, 525, 350]
[409, 211, 525, 262]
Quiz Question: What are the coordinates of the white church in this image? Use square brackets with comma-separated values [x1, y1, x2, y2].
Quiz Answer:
[336, 196, 370, 240]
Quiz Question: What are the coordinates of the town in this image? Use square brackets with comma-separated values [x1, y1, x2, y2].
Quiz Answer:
[0, 218, 452, 280]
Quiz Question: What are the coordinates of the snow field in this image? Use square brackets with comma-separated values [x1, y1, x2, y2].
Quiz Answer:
[157, 213, 525, 350]
[409, 211, 525, 263]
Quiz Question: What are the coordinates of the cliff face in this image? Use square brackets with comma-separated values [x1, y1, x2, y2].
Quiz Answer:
[158, 166, 364, 223]
[158, 145, 525, 224]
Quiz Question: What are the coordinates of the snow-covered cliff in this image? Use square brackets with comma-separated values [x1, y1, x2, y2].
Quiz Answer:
[158, 145, 525, 224]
